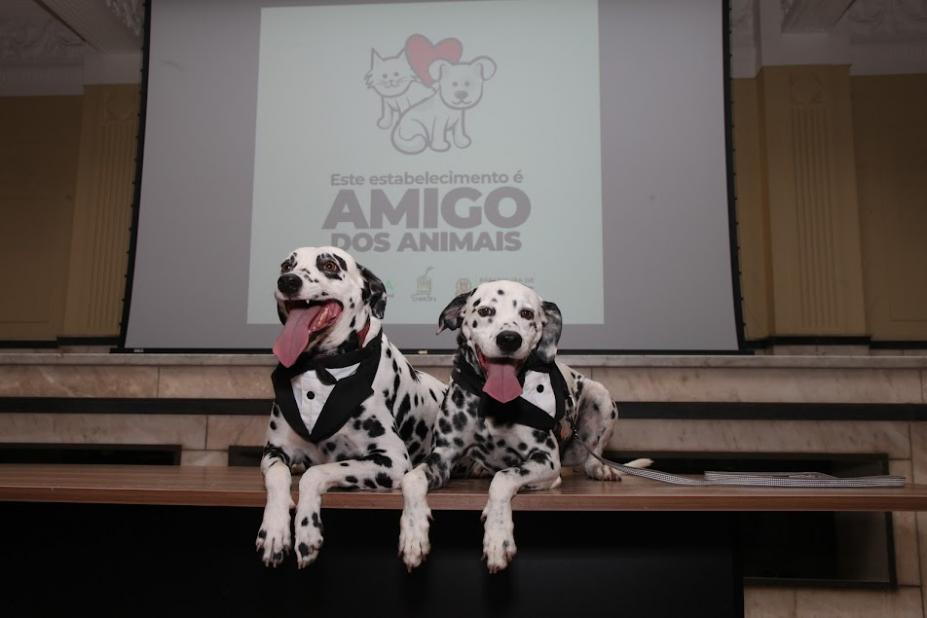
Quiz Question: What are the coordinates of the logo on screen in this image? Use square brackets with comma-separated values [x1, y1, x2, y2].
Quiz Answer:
[410, 266, 436, 302]
[365, 34, 496, 155]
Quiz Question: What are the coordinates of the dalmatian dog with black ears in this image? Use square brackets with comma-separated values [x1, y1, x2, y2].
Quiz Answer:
[399, 280, 650, 573]
[256, 246, 445, 568]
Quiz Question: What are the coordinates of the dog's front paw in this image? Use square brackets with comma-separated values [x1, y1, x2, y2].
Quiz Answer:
[584, 457, 653, 482]
[293, 510, 324, 569]
[454, 134, 471, 149]
[584, 459, 624, 482]
[431, 139, 450, 152]
[482, 523, 517, 574]
[398, 510, 431, 571]
[256, 508, 291, 567]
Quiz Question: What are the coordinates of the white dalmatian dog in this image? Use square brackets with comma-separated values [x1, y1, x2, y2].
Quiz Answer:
[399, 281, 650, 573]
[391, 56, 496, 154]
[256, 246, 445, 568]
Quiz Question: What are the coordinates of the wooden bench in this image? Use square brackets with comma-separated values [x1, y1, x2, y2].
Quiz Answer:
[3, 464, 926, 617]
[1, 463, 926, 511]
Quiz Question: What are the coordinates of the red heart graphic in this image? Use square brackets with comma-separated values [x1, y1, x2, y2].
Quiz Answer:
[405, 34, 463, 87]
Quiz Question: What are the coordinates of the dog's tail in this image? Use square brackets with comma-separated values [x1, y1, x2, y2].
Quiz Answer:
[391, 119, 428, 154]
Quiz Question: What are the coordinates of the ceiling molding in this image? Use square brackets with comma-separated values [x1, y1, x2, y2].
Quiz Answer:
[39, 0, 141, 52]
[782, 0, 857, 33]
[103, 0, 143, 39]
[0, 16, 83, 66]
[846, 0, 927, 43]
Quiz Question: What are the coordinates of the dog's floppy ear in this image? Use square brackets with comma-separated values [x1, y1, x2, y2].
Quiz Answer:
[436, 290, 472, 334]
[472, 56, 496, 81]
[358, 263, 387, 319]
[429, 59, 450, 82]
[536, 301, 562, 363]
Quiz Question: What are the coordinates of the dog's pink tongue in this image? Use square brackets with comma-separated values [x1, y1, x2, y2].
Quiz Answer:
[483, 363, 523, 403]
[273, 305, 322, 368]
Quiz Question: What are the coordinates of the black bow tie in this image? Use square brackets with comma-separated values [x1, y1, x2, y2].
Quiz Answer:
[272, 331, 382, 443]
[451, 354, 568, 431]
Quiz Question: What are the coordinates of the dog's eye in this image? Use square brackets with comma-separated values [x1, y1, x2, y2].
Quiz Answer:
[477, 306, 495, 318]
[519, 309, 534, 320]
[320, 260, 339, 274]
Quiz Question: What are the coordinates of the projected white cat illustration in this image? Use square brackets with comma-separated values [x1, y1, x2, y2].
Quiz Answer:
[365, 34, 496, 155]
[365, 48, 434, 129]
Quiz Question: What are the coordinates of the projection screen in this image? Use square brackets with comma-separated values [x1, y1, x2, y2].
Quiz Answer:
[123, 0, 741, 351]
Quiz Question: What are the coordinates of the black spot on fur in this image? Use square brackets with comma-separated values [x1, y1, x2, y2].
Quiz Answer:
[301, 517, 309, 527]
[415, 419, 428, 439]
[472, 320, 478, 328]
[438, 417, 452, 433]
[262, 443, 290, 466]
[396, 394, 412, 427]
[375, 472, 393, 488]
[497, 289, 504, 295]
[299, 543, 309, 557]
[345, 475, 358, 484]
[363, 452, 392, 468]
[452, 411, 468, 431]
[529, 451, 550, 465]
[363, 478, 377, 489]
[453, 437, 464, 447]
[451, 388, 465, 408]
[362, 417, 386, 438]
[339, 461, 349, 467]
[269, 421, 277, 431]
[258, 529, 267, 539]
[400, 416, 416, 440]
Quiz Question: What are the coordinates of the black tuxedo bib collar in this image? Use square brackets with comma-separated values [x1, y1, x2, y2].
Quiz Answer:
[451, 353, 568, 431]
[271, 330, 382, 443]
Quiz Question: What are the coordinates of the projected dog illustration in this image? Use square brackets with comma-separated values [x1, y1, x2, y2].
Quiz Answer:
[366, 34, 496, 154]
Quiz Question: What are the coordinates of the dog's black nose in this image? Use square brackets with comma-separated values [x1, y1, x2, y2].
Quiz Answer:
[496, 331, 522, 353]
[277, 274, 302, 295]
[454, 90, 467, 101]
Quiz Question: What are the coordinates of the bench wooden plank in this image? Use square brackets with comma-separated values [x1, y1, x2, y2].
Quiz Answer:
[1, 464, 926, 511]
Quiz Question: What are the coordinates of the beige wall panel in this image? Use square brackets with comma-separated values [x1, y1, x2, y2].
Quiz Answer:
[62, 85, 139, 337]
[853, 74, 927, 341]
[760, 66, 867, 336]
[0, 96, 82, 340]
